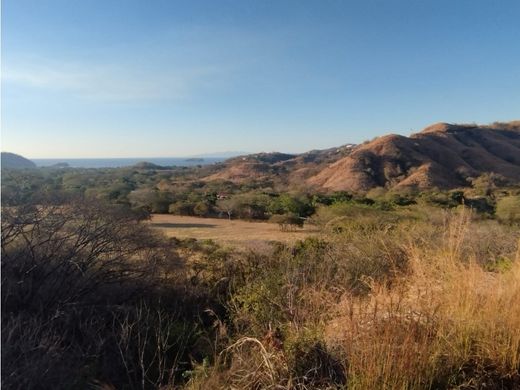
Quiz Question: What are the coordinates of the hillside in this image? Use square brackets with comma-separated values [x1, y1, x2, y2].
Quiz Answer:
[202, 122, 520, 192]
[1, 152, 37, 169]
[307, 122, 520, 192]
[9, 122, 509, 192]
[204, 152, 297, 182]
[203, 146, 355, 185]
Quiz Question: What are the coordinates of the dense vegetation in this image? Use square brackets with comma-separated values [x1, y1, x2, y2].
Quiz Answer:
[2, 166, 520, 389]
[2, 166, 518, 223]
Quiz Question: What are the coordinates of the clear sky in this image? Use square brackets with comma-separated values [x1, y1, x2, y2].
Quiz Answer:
[2, 0, 519, 158]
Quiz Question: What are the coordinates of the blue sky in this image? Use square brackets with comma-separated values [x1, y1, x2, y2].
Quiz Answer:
[2, 0, 520, 158]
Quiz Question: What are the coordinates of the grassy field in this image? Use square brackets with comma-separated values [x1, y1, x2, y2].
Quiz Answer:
[149, 214, 319, 246]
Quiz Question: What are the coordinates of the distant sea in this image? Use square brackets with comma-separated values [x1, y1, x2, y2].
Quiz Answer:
[32, 157, 226, 169]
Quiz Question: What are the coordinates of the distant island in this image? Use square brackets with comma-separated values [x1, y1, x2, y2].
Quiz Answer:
[132, 161, 168, 170]
[185, 158, 204, 162]
[50, 162, 70, 168]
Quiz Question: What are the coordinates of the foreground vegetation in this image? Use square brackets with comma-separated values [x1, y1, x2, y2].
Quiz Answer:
[2, 167, 520, 389]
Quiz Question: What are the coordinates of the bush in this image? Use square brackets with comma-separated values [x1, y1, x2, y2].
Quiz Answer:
[193, 201, 211, 217]
[268, 194, 314, 218]
[270, 213, 304, 231]
[285, 330, 346, 388]
[169, 201, 195, 215]
[496, 195, 520, 223]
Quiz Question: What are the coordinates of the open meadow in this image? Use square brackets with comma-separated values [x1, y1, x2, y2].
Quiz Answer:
[149, 214, 319, 247]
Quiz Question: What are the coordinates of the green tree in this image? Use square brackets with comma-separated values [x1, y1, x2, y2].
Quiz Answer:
[168, 201, 194, 215]
[268, 194, 314, 217]
[193, 201, 211, 217]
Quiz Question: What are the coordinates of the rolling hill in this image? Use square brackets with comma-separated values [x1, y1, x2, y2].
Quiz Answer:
[203, 122, 520, 192]
[204, 146, 356, 186]
[205, 152, 297, 183]
[307, 122, 520, 192]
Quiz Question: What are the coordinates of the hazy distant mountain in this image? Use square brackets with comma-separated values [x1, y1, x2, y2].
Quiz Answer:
[203, 122, 520, 192]
[187, 151, 249, 159]
[1, 152, 37, 169]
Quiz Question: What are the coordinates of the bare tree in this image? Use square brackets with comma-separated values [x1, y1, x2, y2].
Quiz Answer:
[217, 198, 237, 220]
[1, 197, 192, 389]
[1, 198, 170, 314]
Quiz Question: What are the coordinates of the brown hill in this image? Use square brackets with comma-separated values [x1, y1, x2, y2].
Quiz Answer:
[204, 152, 296, 182]
[307, 122, 520, 192]
[204, 146, 355, 185]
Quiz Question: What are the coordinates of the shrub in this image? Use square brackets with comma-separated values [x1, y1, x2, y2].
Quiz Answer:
[496, 195, 520, 223]
[285, 334, 346, 388]
[169, 201, 195, 215]
[270, 213, 304, 231]
[193, 201, 211, 217]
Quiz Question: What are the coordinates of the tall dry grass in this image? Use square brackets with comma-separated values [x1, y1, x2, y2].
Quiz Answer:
[325, 210, 520, 389]
[189, 209, 520, 389]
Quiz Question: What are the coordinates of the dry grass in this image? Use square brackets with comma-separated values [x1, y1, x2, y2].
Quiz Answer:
[324, 211, 520, 389]
[188, 209, 520, 389]
[149, 214, 319, 247]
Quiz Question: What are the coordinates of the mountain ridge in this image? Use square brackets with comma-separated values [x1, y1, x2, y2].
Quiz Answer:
[204, 122, 520, 192]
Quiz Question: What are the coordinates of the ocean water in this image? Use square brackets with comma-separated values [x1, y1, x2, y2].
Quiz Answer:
[32, 157, 225, 169]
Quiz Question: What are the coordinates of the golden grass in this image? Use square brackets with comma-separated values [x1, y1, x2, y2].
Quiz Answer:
[189, 210, 520, 389]
[149, 214, 319, 247]
[324, 211, 520, 389]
